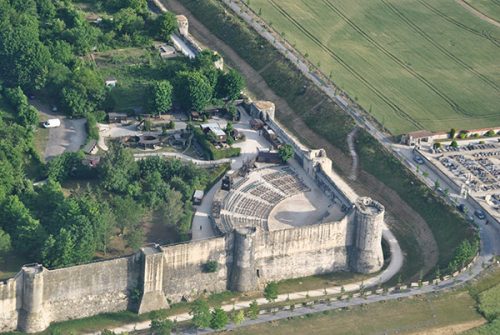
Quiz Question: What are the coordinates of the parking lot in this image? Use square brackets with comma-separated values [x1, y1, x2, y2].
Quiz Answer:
[418, 140, 500, 221]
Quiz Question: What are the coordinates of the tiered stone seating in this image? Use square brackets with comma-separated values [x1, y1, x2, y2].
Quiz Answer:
[220, 166, 311, 231]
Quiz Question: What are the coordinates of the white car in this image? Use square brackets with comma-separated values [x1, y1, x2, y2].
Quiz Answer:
[43, 118, 61, 128]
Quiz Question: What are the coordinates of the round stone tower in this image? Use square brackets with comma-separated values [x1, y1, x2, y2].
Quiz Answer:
[18, 264, 49, 333]
[230, 227, 258, 292]
[351, 197, 384, 273]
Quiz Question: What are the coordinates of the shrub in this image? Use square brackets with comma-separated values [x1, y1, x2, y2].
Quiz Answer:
[264, 281, 278, 302]
[86, 113, 100, 140]
[450, 140, 458, 148]
[204, 260, 218, 273]
[485, 130, 495, 137]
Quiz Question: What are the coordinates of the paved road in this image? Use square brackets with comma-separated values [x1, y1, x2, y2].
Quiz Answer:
[31, 100, 86, 160]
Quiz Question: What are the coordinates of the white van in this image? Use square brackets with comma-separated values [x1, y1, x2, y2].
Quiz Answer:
[43, 118, 61, 128]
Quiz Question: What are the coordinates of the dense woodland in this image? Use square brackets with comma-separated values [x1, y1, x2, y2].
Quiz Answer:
[0, 0, 242, 270]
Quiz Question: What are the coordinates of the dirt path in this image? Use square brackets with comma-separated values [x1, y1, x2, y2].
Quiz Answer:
[347, 127, 359, 181]
[164, 0, 438, 278]
[457, 0, 500, 28]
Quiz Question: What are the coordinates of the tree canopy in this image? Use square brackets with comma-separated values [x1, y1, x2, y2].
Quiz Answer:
[148, 80, 173, 115]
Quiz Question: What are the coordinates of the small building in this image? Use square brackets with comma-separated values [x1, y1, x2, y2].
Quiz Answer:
[105, 77, 118, 87]
[193, 190, 204, 205]
[81, 155, 101, 168]
[82, 139, 98, 155]
[256, 148, 282, 164]
[107, 112, 128, 124]
[159, 44, 175, 58]
[200, 123, 227, 143]
[400, 130, 449, 146]
[190, 111, 202, 121]
[249, 118, 265, 130]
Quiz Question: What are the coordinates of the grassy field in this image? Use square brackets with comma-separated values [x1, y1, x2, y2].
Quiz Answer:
[220, 266, 500, 335]
[248, 0, 500, 135]
[94, 48, 188, 114]
[464, 0, 500, 21]
[225, 291, 484, 335]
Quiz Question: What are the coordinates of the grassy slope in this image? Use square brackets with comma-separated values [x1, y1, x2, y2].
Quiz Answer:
[355, 130, 475, 272]
[249, 0, 500, 135]
[464, 0, 500, 21]
[226, 291, 483, 335]
[226, 267, 500, 335]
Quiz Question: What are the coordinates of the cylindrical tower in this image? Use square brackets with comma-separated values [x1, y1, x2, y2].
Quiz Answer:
[19, 264, 49, 333]
[351, 197, 384, 273]
[230, 227, 258, 292]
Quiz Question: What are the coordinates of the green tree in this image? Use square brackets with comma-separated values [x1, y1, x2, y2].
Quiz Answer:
[125, 226, 144, 250]
[160, 190, 184, 226]
[0, 7, 52, 90]
[210, 307, 229, 330]
[278, 144, 293, 162]
[449, 128, 456, 139]
[175, 71, 213, 111]
[232, 309, 245, 325]
[247, 300, 259, 320]
[113, 8, 144, 35]
[156, 12, 178, 40]
[99, 141, 138, 193]
[150, 310, 173, 335]
[41, 228, 75, 268]
[264, 281, 278, 302]
[450, 140, 459, 148]
[0, 195, 44, 256]
[112, 196, 143, 235]
[190, 298, 211, 329]
[148, 81, 173, 115]
[216, 69, 244, 101]
[0, 228, 11, 262]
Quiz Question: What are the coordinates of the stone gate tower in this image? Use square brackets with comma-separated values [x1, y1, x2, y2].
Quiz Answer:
[351, 197, 384, 273]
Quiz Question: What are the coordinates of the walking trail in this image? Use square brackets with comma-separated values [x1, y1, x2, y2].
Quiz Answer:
[347, 127, 359, 181]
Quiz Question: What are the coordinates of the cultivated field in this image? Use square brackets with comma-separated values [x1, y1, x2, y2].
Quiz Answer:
[248, 0, 500, 135]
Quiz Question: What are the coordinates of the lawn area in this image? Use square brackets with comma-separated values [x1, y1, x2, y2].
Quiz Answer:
[226, 291, 484, 335]
[94, 48, 188, 114]
[464, 0, 500, 21]
[247, 0, 500, 135]
[276, 272, 375, 295]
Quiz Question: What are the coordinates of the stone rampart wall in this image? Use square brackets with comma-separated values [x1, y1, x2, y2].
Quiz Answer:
[161, 236, 229, 302]
[42, 255, 140, 323]
[0, 274, 20, 332]
[255, 216, 354, 283]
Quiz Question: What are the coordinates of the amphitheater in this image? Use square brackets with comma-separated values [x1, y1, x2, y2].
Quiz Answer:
[215, 164, 343, 233]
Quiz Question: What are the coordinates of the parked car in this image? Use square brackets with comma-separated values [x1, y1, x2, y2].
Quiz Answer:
[474, 209, 486, 220]
[43, 118, 61, 128]
[413, 156, 424, 164]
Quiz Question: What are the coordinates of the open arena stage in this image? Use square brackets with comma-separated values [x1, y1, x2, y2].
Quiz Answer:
[214, 162, 346, 234]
